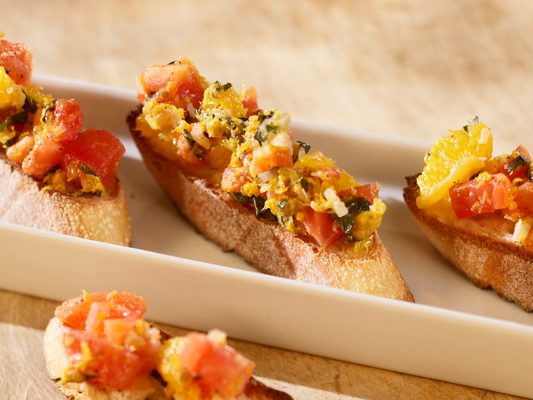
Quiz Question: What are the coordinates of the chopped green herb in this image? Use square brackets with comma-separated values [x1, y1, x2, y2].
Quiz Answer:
[330, 212, 356, 242]
[80, 163, 97, 176]
[182, 129, 194, 149]
[508, 155, 528, 172]
[300, 178, 309, 191]
[229, 193, 276, 220]
[343, 196, 371, 214]
[254, 129, 268, 144]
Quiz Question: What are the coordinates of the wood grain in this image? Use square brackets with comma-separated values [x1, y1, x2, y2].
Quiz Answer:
[1, 0, 533, 398]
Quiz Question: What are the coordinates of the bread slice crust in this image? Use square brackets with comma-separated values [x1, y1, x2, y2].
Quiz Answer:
[127, 109, 413, 302]
[0, 151, 131, 246]
[404, 174, 533, 311]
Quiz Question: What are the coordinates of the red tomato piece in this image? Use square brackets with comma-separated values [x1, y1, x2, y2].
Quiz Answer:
[353, 183, 380, 203]
[22, 137, 63, 178]
[0, 39, 33, 86]
[55, 292, 147, 330]
[221, 163, 252, 192]
[6, 135, 34, 165]
[50, 99, 83, 143]
[450, 173, 514, 219]
[61, 129, 126, 190]
[301, 206, 343, 248]
[103, 318, 160, 375]
[506, 182, 533, 220]
[176, 133, 206, 166]
[137, 60, 207, 108]
[180, 332, 255, 398]
[254, 146, 293, 175]
[62, 328, 140, 390]
[243, 87, 259, 116]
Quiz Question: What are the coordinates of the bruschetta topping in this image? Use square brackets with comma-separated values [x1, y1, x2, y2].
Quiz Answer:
[416, 117, 533, 250]
[159, 329, 255, 399]
[0, 38, 125, 197]
[135, 57, 386, 249]
[54, 291, 160, 390]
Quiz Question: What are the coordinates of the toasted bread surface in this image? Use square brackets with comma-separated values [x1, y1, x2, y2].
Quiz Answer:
[0, 152, 132, 246]
[44, 317, 292, 400]
[404, 174, 533, 311]
[127, 110, 414, 302]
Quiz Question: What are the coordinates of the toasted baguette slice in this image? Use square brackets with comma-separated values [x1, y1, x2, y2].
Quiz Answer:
[127, 110, 414, 302]
[404, 174, 533, 311]
[44, 317, 293, 400]
[0, 152, 131, 246]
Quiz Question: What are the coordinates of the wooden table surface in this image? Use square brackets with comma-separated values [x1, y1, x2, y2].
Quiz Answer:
[1, 0, 532, 399]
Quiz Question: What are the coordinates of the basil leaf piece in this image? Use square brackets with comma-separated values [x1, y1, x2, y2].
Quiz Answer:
[254, 130, 267, 144]
[330, 212, 356, 242]
[182, 129, 194, 150]
[508, 155, 528, 172]
[229, 193, 276, 220]
[252, 196, 277, 220]
[0, 121, 6, 133]
[344, 196, 371, 215]
[296, 141, 311, 154]
[229, 192, 253, 204]
[80, 163, 98, 176]
[300, 178, 309, 191]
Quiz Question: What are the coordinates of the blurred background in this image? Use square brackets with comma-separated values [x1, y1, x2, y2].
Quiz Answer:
[2, 0, 533, 152]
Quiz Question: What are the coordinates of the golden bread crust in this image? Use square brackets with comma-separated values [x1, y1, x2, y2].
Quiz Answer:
[403, 174, 533, 311]
[0, 152, 132, 246]
[127, 109, 414, 302]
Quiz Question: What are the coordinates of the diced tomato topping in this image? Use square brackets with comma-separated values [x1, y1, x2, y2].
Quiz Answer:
[254, 146, 293, 175]
[50, 99, 83, 143]
[301, 206, 343, 248]
[243, 87, 259, 116]
[7, 135, 34, 164]
[352, 183, 380, 203]
[180, 332, 255, 397]
[55, 292, 147, 330]
[0, 39, 33, 86]
[22, 137, 63, 177]
[489, 145, 531, 182]
[505, 182, 533, 220]
[319, 166, 341, 183]
[61, 129, 126, 190]
[176, 133, 206, 166]
[221, 163, 253, 192]
[62, 328, 141, 390]
[450, 173, 514, 219]
[137, 60, 207, 108]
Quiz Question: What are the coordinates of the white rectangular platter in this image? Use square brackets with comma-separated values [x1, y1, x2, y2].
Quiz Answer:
[2, 75, 533, 398]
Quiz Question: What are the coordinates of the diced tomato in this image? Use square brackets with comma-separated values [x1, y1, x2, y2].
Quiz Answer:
[254, 145, 293, 175]
[243, 87, 259, 116]
[505, 182, 533, 220]
[319, 166, 341, 183]
[450, 173, 514, 219]
[61, 129, 125, 190]
[489, 145, 531, 182]
[7, 135, 34, 164]
[301, 206, 343, 248]
[221, 163, 252, 192]
[22, 137, 63, 177]
[103, 318, 160, 375]
[55, 292, 147, 330]
[180, 332, 255, 398]
[176, 133, 206, 166]
[137, 59, 207, 108]
[50, 99, 83, 143]
[352, 183, 380, 203]
[62, 328, 140, 390]
[0, 39, 33, 86]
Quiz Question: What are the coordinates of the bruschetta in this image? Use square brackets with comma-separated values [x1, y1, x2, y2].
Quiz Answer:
[0, 33, 131, 246]
[126, 57, 414, 302]
[403, 117, 533, 311]
[44, 291, 293, 400]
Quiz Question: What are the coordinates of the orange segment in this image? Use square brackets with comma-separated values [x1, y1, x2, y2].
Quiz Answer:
[416, 118, 493, 209]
